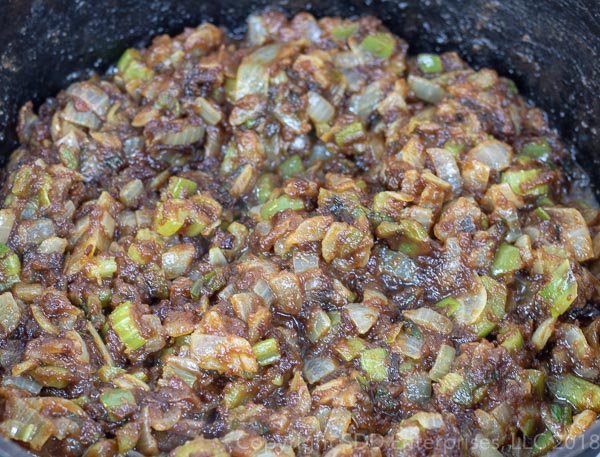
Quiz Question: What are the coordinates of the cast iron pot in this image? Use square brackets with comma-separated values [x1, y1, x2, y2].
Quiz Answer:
[0, 0, 599, 456]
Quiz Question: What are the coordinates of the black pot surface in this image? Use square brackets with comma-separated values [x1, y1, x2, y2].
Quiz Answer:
[0, 1, 599, 456]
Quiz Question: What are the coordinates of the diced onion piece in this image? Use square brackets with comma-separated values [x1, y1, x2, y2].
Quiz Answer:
[408, 75, 445, 104]
[190, 332, 258, 375]
[155, 123, 205, 146]
[119, 179, 144, 207]
[0, 209, 16, 244]
[307, 91, 335, 124]
[472, 433, 504, 457]
[62, 102, 101, 130]
[303, 357, 337, 384]
[429, 344, 456, 382]
[409, 412, 444, 429]
[324, 407, 352, 442]
[293, 250, 319, 273]
[194, 97, 222, 125]
[532, 317, 557, 351]
[404, 308, 453, 335]
[545, 207, 594, 262]
[235, 44, 282, 101]
[428, 148, 463, 195]
[404, 371, 432, 403]
[468, 140, 513, 171]
[0, 292, 20, 335]
[162, 244, 195, 279]
[453, 275, 487, 325]
[285, 215, 333, 249]
[306, 308, 332, 342]
[346, 304, 379, 334]
[393, 333, 423, 359]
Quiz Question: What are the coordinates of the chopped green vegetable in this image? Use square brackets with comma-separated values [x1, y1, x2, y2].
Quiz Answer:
[278, 154, 305, 179]
[100, 388, 136, 421]
[252, 338, 281, 366]
[168, 177, 198, 198]
[260, 195, 304, 219]
[109, 301, 146, 352]
[532, 430, 556, 456]
[332, 24, 358, 40]
[522, 137, 551, 159]
[491, 243, 522, 276]
[501, 169, 548, 196]
[548, 374, 600, 412]
[417, 54, 443, 74]
[360, 348, 388, 381]
[540, 259, 577, 317]
[360, 33, 395, 59]
[334, 121, 365, 146]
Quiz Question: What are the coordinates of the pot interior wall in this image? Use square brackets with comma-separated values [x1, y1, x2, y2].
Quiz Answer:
[0, 0, 598, 192]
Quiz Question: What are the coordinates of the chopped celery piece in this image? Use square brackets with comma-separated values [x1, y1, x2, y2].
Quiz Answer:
[540, 260, 577, 318]
[260, 195, 304, 219]
[501, 169, 547, 196]
[522, 137, 551, 159]
[278, 154, 305, 179]
[252, 338, 281, 366]
[332, 24, 358, 40]
[90, 257, 117, 279]
[532, 430, 556, 456]
[548, 374, 600, 411]
[491, 243, 522, 276]
[190, 270, 225, 299]
[435, 297, 461, 315]
[360, 33, 395, 59]
[255, 174, 274, 204]
[117, 49, 142, 73]
[334, 121, 365, 146]
[550, 403, 572, 425]
[100, 388, 136, 421]
[335, 337, 366, 362]
[444, 140, 464, 157]
[525, 369, 545, 398]
[535, 207, 551, 220]
[223, 382, 252, 408]
[360, 348, 388, 381]
[417, 54, 443, 74]
[500, 328, 524, 351]
[168, 177, 197, 198]
[121, 59, 154, 82]
[109, 301, 146, 351]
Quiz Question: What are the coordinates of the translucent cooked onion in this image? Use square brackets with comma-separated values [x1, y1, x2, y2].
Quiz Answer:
[468, 139, 513, 171]
[346, 304, 379, 334]
[303, 357, 337, 384]
[428, 147, 463, 195]
[307, 91, 335, 124]
[293, 250, 320, 273]
[404, 308, 453, 335]
[407, 75, 445, 103]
